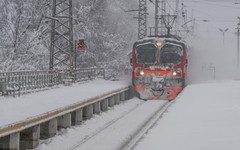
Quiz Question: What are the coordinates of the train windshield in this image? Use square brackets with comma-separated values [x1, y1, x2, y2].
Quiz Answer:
[136, 44, 157, 65]
[160, 44, 182, 64]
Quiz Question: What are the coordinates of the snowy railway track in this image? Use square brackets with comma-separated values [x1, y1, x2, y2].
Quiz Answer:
[63, 99, 172, 150]
[123, 100, 173, 150]
[68, 100, 146, 150]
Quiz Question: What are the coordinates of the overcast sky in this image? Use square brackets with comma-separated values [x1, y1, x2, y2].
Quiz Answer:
[145, 0, 240, 80]
[146, 0, 240, 37]
[185, 0, 240, 37]
[183, 0, 240, 80]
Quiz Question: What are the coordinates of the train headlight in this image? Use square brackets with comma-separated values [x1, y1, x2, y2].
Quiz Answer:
[173, 71, 177, 76]
[156, 42, 162, 47]
[173, 71, 181, 77]
[136, 70, 145, 76]
[140, 70, 145, 76]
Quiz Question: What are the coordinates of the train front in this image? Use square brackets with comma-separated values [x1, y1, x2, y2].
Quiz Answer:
[131, 38, 187, 100]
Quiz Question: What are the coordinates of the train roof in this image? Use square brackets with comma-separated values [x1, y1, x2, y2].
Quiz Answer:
[133, 35, 187, 50]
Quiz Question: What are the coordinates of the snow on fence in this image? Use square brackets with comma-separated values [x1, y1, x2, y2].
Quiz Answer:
[0, 86, 129, 150]
[0, 68, 105, 97]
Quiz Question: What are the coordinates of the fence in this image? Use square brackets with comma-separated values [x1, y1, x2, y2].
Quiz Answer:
[0, 68, 105, 96]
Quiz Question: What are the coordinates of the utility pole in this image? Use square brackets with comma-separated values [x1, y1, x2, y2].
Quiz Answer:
[160, 0, 166, 35]
[218, 28, 228, 48]
[154, 0, 159, 36]
[237, 18, 240, 71]
[138, 0, 147, 39]
[49, 0, 73, 70]
[174, 0, 180, 34]
[152, 0, 167, 36]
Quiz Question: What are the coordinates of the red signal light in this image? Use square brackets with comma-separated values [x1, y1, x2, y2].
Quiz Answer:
[77, 39, 85, 50]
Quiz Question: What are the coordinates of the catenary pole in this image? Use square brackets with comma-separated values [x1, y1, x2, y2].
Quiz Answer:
[49, 0, 73, 70]
[138, 0, 147, 39]
[237, 22, 240, 71]
[155, 0, 159, 36]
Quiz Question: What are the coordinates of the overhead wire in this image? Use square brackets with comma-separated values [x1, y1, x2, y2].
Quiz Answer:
[166, 0, 177, 14]
[195, 19, 236, 23]
[147, 0, 238, 35]
[183, 3, 239, 33]
[194, 21, 223, 32]
[148, 0, 171, 16]
[182, 1, 239, 35]
[183, 3, 236, 20]
[148, 0, 193, 36]
[187, 0, 240, 9]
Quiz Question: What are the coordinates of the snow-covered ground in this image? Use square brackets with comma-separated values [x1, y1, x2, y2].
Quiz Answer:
[30, 80, 240, 150]
[0, 80, 127, 128]
[134, 80, 240, 150]
[2, 79, 239, 150]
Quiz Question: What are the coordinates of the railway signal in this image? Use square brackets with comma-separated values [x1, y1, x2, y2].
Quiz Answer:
[77, 39, 85, 50]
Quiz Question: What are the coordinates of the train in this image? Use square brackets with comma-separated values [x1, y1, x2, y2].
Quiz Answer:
[130, 35, 188, 100]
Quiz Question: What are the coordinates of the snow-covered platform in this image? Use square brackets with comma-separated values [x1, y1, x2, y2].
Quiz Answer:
[134, 80, 240, 150]
[0, 80, 128, 129]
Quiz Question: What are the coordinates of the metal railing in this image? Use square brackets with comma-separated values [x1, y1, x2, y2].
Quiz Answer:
[0, 68, 105, 96]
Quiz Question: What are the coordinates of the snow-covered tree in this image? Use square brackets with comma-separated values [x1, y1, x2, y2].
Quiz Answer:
[73, 0, 137, 78]
[0, 0, 137, 78]
[0, 0, 51, 71]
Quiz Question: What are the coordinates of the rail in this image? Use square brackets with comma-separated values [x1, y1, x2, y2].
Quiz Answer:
[122, 100, 173, 150]
[0, 68, 105, 96]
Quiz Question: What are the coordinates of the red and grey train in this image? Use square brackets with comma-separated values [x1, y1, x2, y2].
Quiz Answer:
[130, 36, 188, 100]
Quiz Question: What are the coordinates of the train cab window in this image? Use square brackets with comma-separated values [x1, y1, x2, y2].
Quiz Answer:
[136, 44, 157, 65]
[160, 44, 182, 64]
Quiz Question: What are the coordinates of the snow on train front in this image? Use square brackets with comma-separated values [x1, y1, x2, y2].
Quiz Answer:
[130, 36, 188, 100]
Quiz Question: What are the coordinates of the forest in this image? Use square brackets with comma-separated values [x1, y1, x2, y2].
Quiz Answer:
[0, 0, 137, 78]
